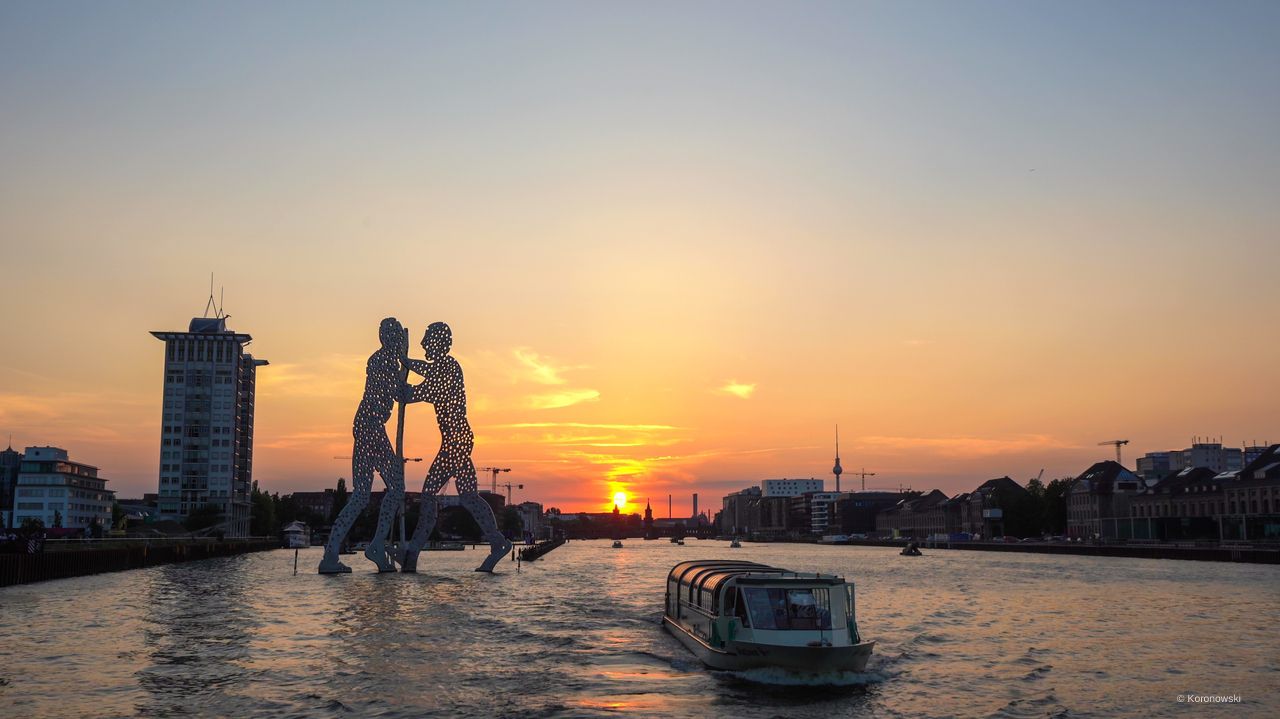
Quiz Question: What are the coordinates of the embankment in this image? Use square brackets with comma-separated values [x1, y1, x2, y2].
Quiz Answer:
[0, 538, 280, 587]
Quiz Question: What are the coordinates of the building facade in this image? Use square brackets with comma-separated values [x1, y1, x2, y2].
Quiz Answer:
[761, 478, 824, 497]
[1221, 444, 1280, 542]
[1136, 452, 1172, 483]
[516, 501, 545, 540]
[12, 446, 113, 531]
[808, 491, 845, 536]
[875, 489, 947, 538]
[720, 487, 761, 535]
[831, 491, 910, 536]
[291, 489, 337, 522]
[152, 315, 268, 536]
[746, 495, 792, 538]
[1, 444, 21, 528]
[1129, 467, 1223, 541]
[1067, 461, 1148, 539]
[1168, 442, 1243, 474]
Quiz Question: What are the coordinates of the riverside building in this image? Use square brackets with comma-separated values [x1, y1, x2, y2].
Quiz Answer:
[1, 443, 21, 528]
[761, 478, 824, 497]
[152, 315, 268, 536]
[11, 446, 113, 531]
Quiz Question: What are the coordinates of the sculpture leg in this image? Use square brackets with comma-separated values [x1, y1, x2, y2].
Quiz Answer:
[320, 445, 372, 574]
[455, 458, 510, 572]
[401, 465, 449, 573]
[364, 443, 402, 573]
[460, 492, 510, 572]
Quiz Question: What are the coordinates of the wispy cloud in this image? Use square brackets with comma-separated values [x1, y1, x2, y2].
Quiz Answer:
[497, 422, 680, 431]
[855, 434, 1077, 458]
[256, 354, 366, 398]
[719, 380, 756, 399]
[527, 389, 600, 410]
[514, 348, 575, 385]
[501, 348, 599, 410]
[256, 430, 347, 450]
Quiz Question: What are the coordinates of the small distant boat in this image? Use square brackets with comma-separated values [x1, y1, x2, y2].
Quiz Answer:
[612, 540, 624, 549]
[663, 560, 874, 673]
[426, 541, 465, 551]
[729, 537, 742, 548]
[901, 542, 922, 557]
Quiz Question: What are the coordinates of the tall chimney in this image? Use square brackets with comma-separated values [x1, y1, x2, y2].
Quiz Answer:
[692, 493, 698, 520]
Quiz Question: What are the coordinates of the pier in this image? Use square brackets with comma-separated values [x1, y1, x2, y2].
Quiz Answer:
[519, 536, 566, 562]
[0, 538, 280, 587]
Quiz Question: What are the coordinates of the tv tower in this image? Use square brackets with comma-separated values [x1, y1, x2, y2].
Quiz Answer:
[833, 424, 843, 492]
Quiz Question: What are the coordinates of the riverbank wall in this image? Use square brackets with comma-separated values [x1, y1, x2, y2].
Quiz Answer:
[837, 538, 1280, 564]
[0, 538, 280, 588]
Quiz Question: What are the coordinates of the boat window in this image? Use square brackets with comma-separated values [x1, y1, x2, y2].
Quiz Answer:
[735, 589, 751, 627]
[812, 588, 831, 630]
[742, 588, 832, 630]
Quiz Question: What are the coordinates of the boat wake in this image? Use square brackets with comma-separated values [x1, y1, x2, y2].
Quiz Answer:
[715, 667, 888, 687]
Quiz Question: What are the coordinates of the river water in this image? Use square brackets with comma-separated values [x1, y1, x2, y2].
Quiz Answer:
[0, 541, 1275, 718]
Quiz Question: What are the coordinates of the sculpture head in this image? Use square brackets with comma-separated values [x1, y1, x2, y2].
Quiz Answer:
[421, 321, 452, 360]
[379, 317, 405, 352]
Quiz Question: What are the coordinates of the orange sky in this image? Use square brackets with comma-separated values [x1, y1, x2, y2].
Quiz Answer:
[1, 3, 1278, 513]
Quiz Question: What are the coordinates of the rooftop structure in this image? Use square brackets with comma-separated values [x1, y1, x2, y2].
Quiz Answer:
[761, 478, 824, 497]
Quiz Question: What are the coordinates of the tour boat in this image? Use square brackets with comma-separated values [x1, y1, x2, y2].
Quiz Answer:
[729, 538, 742, 548]
[612, 540, 624, 548]
[663, 560, 874, 673]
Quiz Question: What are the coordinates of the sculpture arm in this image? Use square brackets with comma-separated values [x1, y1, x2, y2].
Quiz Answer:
[406, 358, 432, 377]
[401, 381, 430, 404]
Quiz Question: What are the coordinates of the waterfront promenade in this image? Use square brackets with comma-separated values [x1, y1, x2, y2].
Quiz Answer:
[841, 538, 1280, 564]
[0, 538, 278, 587]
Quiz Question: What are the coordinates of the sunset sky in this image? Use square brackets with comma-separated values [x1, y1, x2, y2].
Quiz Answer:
[2, 2, 1277, 513]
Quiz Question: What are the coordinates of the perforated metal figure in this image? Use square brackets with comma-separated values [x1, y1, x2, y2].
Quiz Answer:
[319, 317, 406, 574]
[400, 321, 512, 573]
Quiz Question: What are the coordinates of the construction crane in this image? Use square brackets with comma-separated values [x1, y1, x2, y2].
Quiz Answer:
[479, 466, 511, 494]
[853, 468, 876, 492]
[500, 481, 524, 505]
[1097, 440, 1129, 464]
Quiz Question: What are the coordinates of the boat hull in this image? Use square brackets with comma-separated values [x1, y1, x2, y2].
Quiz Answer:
[663, 617, 874, 673]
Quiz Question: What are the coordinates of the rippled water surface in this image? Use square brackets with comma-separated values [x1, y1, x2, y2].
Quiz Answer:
[1, 542, 1276, 718]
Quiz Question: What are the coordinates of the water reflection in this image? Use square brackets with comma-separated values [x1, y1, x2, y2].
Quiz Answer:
[136, 556, 258, 716]
[0, 543, 1276, 718]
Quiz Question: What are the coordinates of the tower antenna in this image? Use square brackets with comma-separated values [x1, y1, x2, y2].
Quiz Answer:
[203, 273, 217, 318]
[832, 424, 843, 492]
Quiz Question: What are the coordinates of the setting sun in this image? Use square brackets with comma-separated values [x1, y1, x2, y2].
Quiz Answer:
[612, 491, 628, 510]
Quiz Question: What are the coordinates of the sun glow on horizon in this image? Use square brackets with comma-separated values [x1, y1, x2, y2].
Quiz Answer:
[612, 491, 628, 511]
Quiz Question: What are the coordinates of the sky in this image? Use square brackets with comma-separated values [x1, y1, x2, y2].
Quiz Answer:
[1, 1, 1277, 514]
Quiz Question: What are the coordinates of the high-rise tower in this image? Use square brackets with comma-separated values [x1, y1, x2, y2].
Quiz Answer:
[832, 424, 843, 492]
[151, 308, 267, 537]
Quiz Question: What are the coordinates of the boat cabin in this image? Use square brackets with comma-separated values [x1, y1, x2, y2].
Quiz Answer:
[664, 560, 863, 650]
